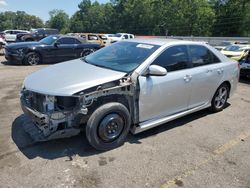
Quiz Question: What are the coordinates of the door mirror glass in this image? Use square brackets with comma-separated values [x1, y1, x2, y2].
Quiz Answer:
[146, 65, 167, 76]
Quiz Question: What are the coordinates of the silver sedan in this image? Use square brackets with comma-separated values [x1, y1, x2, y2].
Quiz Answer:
[20, 39, 240, 150]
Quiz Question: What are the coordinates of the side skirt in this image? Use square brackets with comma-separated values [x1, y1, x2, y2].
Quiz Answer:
[131, 103, 211, 134]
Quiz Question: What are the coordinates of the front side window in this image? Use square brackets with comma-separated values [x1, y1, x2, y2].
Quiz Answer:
[124, 35, 129, 39]
[189, 45, 220, 67]
[152, 45, 190, 72]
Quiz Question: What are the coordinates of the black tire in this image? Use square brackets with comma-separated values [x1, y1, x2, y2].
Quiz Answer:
[80, 48, 95, 57]
[210, 83, 229, 113]
[86, 102, 131, 151]
[24, 52, 41, 65]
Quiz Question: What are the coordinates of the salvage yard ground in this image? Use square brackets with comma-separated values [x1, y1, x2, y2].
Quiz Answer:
[0, 56, 250, 188]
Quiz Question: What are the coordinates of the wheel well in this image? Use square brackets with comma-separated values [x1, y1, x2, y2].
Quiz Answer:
[80, 95, 131, 126]
[222, 81, 231, 97]
[22, 50, 42, 64]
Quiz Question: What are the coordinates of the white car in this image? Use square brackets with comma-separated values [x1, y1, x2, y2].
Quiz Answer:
[109, 33, 135, 43]
[20, 39, 239, 150]
[2, 30, 29, 42]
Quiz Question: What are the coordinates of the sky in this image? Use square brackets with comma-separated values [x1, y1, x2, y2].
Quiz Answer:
[0, 0, 109, 21]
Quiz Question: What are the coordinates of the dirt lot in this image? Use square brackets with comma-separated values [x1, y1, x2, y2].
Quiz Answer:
[0, 55, 250, 188]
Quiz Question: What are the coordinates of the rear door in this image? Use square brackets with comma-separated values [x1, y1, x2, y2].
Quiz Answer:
[139, 45, 192, 122]
[187, 45, 224, 109]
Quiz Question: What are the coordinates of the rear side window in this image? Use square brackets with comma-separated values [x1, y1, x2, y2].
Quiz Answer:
[58, 37, 76, 44]
[152, 45, 190, 72]
[189, 45, 220, 67]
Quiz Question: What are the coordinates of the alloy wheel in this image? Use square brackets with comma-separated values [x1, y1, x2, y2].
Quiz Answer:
[214, 86, 228, 109]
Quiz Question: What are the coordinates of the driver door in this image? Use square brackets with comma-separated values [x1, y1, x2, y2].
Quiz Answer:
[55, 37, 77, 62]
[139, 45, 192, 122]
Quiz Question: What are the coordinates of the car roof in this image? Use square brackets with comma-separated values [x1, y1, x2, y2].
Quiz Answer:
[126, 38, 195, 46]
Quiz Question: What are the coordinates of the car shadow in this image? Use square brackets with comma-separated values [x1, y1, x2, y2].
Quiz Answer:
[1, 60, 21, 66]
[12, 104, 230, 160]
[239, 77, 250, 84]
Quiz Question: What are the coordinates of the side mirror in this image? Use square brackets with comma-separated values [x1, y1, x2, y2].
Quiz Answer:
[54, 42, 60, 47]
[145, 65, 167, 76]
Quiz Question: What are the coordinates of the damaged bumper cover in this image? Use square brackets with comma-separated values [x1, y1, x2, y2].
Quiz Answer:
[20, 90, 85, 141]
[20, 77, 135, 141]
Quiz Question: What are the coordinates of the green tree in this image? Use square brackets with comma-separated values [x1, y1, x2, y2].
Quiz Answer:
[0, 11, 43, 31]
[47, 9, 69, 33]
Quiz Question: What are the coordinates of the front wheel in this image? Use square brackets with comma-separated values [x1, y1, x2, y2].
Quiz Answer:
[24, 52, 41, 65]
[86, 102, 131, 151]
[210, 83, 229, 112]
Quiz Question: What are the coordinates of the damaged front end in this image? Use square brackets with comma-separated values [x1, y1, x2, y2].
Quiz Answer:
[20, 76, 135, 141]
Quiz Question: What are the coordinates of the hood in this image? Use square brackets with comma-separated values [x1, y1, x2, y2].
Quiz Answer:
[24, 59, 127, 96]
[7, 42, 40, 49]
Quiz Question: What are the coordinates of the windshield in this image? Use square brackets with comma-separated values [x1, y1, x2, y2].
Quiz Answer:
[39, 35, 59, 45]
[83, 41, 159, 73]
[224, 45, 243, 52]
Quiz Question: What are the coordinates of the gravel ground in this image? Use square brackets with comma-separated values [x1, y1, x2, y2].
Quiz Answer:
[0, 56, 250, 188]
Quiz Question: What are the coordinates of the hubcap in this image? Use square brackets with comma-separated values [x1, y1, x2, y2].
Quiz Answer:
[98, 113, 124, 142]
[214, 87, 227, 109]
[28, 54, 40, 65]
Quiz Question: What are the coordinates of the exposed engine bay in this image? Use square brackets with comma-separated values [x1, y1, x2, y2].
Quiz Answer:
[20, 76, 136, 141]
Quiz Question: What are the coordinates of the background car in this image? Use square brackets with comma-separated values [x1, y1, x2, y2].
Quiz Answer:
[213, 41, 233, 51]
[72, 33, 110, 47]
[0, 30, 29, 42]
[110, 33, 135, 43]
[5, 35, 100, 65]
[240, 50, 250, 77]
[221, 44, 250, 61]
[16, 28, 59, 42]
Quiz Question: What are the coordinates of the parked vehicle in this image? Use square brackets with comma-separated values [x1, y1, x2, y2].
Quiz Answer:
[20, 39, 239, 150]
[0, 30, 29, 42]
[16, 28, 59, 42]
[78, 33, 110, 47]
[110, 33, 135, 43]
[213, 41, 233, 51]
[5, 35, 100, 65]
[221, 44, 250, 61]
[240, 50, 250, 77]
[0, 37, 7, 54]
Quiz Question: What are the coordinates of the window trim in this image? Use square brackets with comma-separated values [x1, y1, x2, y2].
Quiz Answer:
[57, 37, 77, 45]
[187, 44, 221, 68]
[150, 44, 192, 74]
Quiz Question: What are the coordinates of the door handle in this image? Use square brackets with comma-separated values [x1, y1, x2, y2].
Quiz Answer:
[217, 68, 224, 75]
[184, 75, 192, 82]
[206, 69, 213, 73]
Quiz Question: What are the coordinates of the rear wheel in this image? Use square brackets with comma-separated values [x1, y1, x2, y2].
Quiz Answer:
[86, 102, 131, 151]
[80, 48, 95, 57]
[210, 83, 229, 112]
[24, 52, 41, 65]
